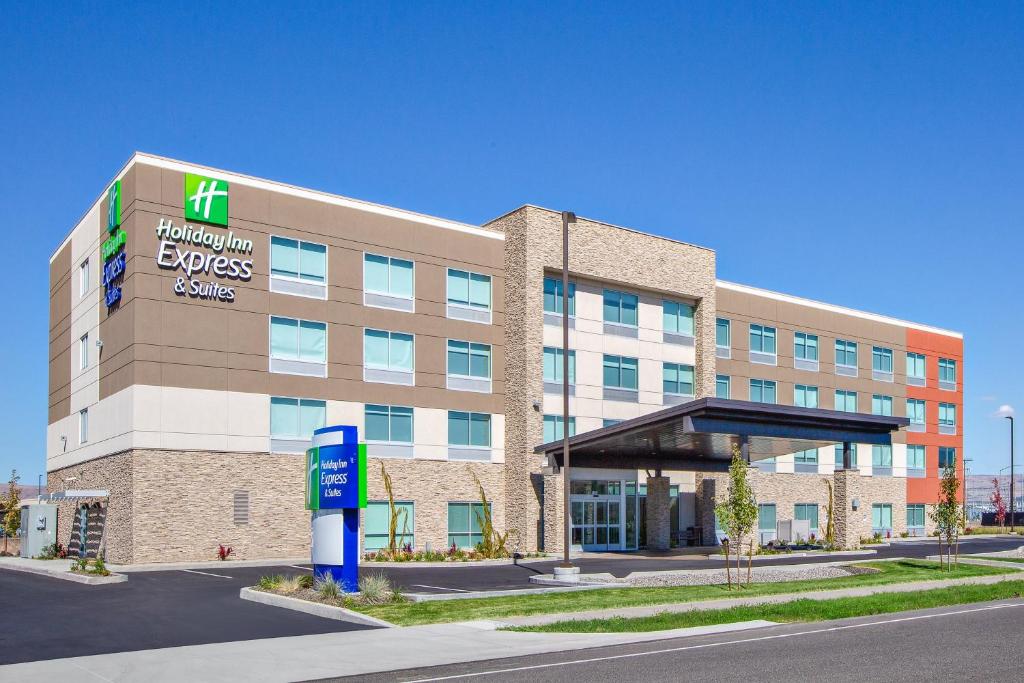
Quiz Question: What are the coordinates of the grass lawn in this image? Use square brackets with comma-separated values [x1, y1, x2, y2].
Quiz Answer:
[351, 559, 1011, 626]
[510, 580, 1024, 633]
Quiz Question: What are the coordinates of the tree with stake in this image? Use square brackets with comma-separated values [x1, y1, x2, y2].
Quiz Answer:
[823, 479, 837, 549]
[2, 470, 21, 555]
[715, 445, 758, 589]
[931, 463, 963, 571]
[991, 477, 1007, 530]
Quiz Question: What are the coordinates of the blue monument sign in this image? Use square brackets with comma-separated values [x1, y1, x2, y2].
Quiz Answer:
[305, 426, 367, 591]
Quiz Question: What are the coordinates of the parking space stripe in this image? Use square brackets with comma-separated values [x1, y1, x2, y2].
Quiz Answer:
[288, 565, 313, 571]
[412, 584, 471, 593]
[181, 569, 233, 579]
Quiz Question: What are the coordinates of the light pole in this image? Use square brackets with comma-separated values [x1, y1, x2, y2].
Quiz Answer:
[1007, 416, 1016, 533]
[560, 211, 576, 570]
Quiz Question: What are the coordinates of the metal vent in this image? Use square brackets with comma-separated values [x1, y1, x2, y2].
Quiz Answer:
[232, 490, 250, 525]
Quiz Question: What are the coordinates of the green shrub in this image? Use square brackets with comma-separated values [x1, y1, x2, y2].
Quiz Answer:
[316, 576, 341, 600]
[298, 574, 314, 590]
[358, 573, 395, 604]
[257, 574, 283, 590]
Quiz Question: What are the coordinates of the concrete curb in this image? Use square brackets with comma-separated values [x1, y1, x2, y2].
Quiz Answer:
[362, 555, 554, 569]
[408, 581, 618, 601]
[239, 587, 395, 627]
[109, 557, 309, 573]
[499, 618, 781, 637]
[0, 561, 127, 585]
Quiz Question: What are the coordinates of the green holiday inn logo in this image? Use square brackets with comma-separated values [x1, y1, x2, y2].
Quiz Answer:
[107, 180, 121, 232]
[184, 173, 229, 226]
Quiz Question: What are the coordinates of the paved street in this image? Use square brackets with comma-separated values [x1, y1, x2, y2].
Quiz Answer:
[341, 598, 1024, 682]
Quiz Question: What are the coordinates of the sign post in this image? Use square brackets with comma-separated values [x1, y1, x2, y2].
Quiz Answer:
[305, 425, 367, 592]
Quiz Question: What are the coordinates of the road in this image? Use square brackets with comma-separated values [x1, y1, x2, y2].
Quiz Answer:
[339, 598, 1024, 682]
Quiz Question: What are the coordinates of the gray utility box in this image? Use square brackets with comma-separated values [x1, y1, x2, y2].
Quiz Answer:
[19, 504, 57, 558]
[776, 519, 812, 544]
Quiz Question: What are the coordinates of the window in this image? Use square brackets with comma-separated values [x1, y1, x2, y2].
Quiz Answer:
[663, 301, 694, 336]
[872, 346, 893, 373]
[716, 318, 731, 348]
[543, 415, 576, 442]
[543, 277, 575, 315]
[749, 324, 777, 355]
[270, 397, 326, 440]
[794, 449, 819, 464]
[603, 355, 638, 390]
[939, 403, 957, 429]
[364, 404, 413, 443]
[79, 259, 89, 298]
[871, 503, 893, 531]
[939, 358, 957, 387]
[834, 390, 857, 412]
[872, 445, 893, 469]
[907, 352, 926, 381]
[79, 333, 89, 370]
[364, 329, 414, 372]
[543, 347, 576, 385]
[794, 332, 818, 361]
[716, 375, 730, 399]
[271, 236, 327, 282]
[907, 445, 926, 470]
[749, 379, 777, 404]
[448, 412, 491, 447]
[907, 504, 926, 530]
[447, 269, 491, 312]
[270, 316, 327, 362]
[939, 446, 956, 469]
[363, 253, 414, 300]
[602, 418, 623, 428]
[447, 341, 491, 379]
[448, 502, 487, 548]
[794, 384, 818, 408]
[79, 408, 88, 444]
[834, 443, 858, 467]
[794, 503, 819, 533]
[835, 339, 857, 368]
[872, 394, 893, 416]
[663, 363, 694, 396]
[603, 289, 638, 326]
[907, 399, 926, 425]
[365, 501, 414, 551]
[758, 504, 777, 540]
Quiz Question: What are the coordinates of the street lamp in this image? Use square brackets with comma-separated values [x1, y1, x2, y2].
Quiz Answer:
[1007, 416, 1016, 533]
[560, 211, 576, 572]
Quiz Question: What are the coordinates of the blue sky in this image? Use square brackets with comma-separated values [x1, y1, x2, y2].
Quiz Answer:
[1, 2, 1021, 484]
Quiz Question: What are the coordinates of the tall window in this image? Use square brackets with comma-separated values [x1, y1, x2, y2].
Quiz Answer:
[79, 259, 89, 298]
[716, 374, 730, 399]
[907, 504, 926, 531]
[749, 324, 777, 354]
[939, 446, 957, 469]
[872, 394, 893, 416]
[79, 408, 88, 445]
[871, 504, 893, 531]
[794, 384, 818, 408]
[835, 339, 857, 368]
[271, 236, 327, 282]
[716, 318, 731, 348]
[603, 289, 638, 326]
[365, 404, 413, 443]
[543, 415, 576, 442]
[939, 403, 957, 428]
[663, 301, 694, 336]
[79, 333, 89, 370]
[542, 347, 576, 385]
[749, 379, 777, 404]
[794, 503, 819, 533]
[758, 504, 777, 538]
[543, 277, 575, 315]
[447, 341, 491, 379]
[271, 317, 327, 362]
[834, 390, 857, 412]
[907, 445, 926, 470]
[364, 329, 414, 372]
[939, 358, 957, 385]
[447, 269, 491, 311]
[907, 398, 926, 425]
[907, 352, 926, 380]
[448, 502, 487, 548]
[794, 332, 818, 361]
[834, 443, 858, 467]
[603, 355, 638, 390]
[872, 346, 893, 373]
[663, 363, 694, 396]
[365, 501, 414, 551]
[872, 445, 893, 468]
[448, 412, 491, 447]
[270, 397, 326, 441]
[363, 253, 414, 299]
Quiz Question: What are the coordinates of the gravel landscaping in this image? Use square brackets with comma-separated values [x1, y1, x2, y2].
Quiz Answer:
[589, 563, 880, 587]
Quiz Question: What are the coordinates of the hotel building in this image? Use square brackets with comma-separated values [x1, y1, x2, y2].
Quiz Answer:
[47, 154, 963, 563]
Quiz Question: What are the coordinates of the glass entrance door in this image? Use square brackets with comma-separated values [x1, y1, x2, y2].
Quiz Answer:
[571, 498, 623, 551]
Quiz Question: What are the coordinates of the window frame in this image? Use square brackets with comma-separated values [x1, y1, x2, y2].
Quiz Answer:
[794, 384, 818, 409]
[662, 300, 695, 337]
[835, 339, 858, 369]
[269, 316, 328, 375]
[364, 404, 415, 444]
[716, 374, 731, 399]
[906, 352, 926, 381]
[716, 318, 731, 349]
[446, 340, 492, 380]
[834, 389, 857, 413]
[871, 503, 893, 532]
[938, 402, 957, 427]
[270, 235, 328, 284]
[447, 411, 492, 448]
[79, 259, 90, 298]
[365, 500, 415, 552]
[543, 414, 577, 443]
[446, 268, 492, 323]
[363, 328, 415, 374]
[871, 394, 893, 416]
[748, 323, 778, 362]
[749, 378, 777, 404]
[603, 354, 639, 391]
[794, 332, 819, 361]
[662, 362, 695, 397]
[794, 503, 819, 533]
[543, 277, 576, 316]
[602, 288, 639, 327]
[907, 444, 926, 470]
[269, 396, 327, 441]
[872, 346, 894, 373]
[938, 446, 957, 469]
[79, 333, 89, 370]
[447, 501, 489, 549]
[363, 252, 415, 303]
[542, 347, 576, 386]
[78, 408, 89, 445]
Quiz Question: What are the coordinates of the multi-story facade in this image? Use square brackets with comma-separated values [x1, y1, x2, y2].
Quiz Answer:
[47, 154, 963, 562]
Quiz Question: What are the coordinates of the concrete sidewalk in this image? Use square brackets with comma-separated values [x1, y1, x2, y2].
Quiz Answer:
[0, 556, 126, 584]
[0, 619, 776, 682]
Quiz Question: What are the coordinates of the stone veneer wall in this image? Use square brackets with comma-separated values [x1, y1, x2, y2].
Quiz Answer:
[50, 450, 498, 563]
[489, 206, 717, 552]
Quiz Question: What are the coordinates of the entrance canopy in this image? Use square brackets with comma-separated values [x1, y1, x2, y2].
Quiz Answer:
[536, 398, 909, 472]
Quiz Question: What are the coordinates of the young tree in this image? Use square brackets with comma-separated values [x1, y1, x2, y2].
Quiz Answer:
[823, 479, 837, 549]
[931, 463, 963, 570]
[379, 462, 408, 554]
[715, 445, 758, 589]
[2, 470, 21, 555]
[991, 478, 1007, 530]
